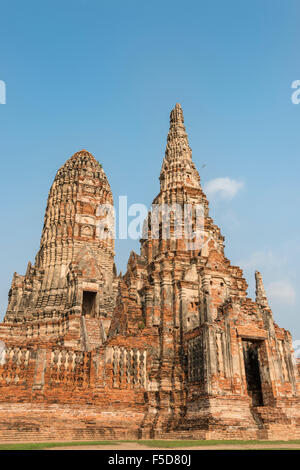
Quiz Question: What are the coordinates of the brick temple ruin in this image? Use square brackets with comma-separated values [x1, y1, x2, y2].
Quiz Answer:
[0, 103, 299, 441]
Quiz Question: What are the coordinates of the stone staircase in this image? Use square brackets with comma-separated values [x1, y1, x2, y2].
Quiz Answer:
[249, 405, 300, 439]
[81, 317, 103, 351]
[251, 405, 291, 426]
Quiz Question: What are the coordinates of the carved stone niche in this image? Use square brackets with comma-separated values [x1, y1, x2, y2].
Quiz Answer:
[183, 288, 200, 333]
[186, 302, 200, 332]
[81, 225, 93, 238]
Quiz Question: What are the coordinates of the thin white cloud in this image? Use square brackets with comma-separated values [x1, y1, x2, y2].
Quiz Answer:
[293, 340, 300, 359]
[238, 250, 288, 271]
[203, 177, 244, 200]
[267, 281, 296, 306]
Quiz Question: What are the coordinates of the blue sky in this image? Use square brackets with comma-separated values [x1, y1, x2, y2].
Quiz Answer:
[0, 0, 300, 344]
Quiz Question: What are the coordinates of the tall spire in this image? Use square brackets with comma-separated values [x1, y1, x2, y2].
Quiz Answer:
[160, 103, 200, 191]
[5, 149, 116, 324]
[165, 103, 192, 162]
[255, 271, 270, 308]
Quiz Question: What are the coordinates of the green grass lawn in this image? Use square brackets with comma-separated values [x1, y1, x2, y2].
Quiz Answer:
[134, 439, 300, 448]
[0, 441, 120, 450]
[1, 440, 300, 450]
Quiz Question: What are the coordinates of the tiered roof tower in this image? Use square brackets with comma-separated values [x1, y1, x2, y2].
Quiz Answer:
[4, 150, 117, 348]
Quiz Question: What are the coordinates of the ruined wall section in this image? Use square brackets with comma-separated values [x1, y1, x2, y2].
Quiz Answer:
[0, 342, 148, 407]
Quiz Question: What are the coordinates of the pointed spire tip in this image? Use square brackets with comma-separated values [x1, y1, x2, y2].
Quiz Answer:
[170, 102, 184, 126]
[255, 270, 270, 308]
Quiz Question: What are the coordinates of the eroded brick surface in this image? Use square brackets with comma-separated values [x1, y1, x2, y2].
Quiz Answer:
[0, 104, 299, 441]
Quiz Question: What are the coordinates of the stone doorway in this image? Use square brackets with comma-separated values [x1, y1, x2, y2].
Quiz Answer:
[242, 340, 263, 406]
[82, 291, 97, 317]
